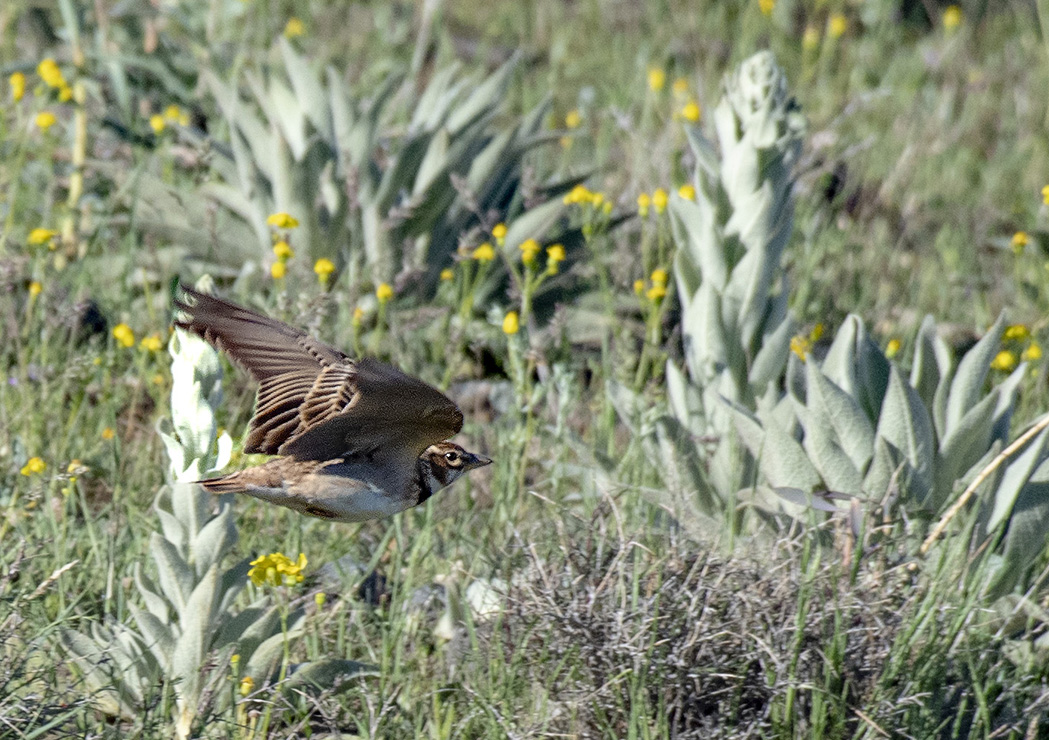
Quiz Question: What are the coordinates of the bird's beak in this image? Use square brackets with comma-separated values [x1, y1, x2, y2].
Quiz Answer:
[464, 452, 493, 470]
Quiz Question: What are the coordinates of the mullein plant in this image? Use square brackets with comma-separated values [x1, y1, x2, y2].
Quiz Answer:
[612, 51, 803, 523]
[61, 283, 366, 738]
[158, 40, 580, 292]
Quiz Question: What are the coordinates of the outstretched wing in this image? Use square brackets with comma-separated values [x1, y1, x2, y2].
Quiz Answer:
[174, 284, 462, 462]
[278, 357, 464, 462]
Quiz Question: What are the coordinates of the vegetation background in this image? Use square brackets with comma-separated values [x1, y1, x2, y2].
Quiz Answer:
[3, 0, 1049, 737]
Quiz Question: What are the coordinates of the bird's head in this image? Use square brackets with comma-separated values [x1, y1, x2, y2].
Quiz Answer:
[418, 442, 492, 498]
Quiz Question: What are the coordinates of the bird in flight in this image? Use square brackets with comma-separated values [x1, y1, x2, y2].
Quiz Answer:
[173, 284, 491, 522]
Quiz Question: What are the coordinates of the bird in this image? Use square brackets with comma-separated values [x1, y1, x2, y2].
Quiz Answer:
[172, 283, 491, 522]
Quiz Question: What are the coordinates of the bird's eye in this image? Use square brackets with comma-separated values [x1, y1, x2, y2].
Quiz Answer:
[444, 451, 460, 464]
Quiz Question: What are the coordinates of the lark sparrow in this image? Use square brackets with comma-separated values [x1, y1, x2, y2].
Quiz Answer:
[173, 285, 491, 522]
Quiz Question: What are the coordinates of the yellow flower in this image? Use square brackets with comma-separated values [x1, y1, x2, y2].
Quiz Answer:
[270, 261, 286, 279]
[828, 13, 847, 39]
[590, 192, 605, 207]
[140, 334, 163, 352]
[991, 350, 1018, 372]
[35, 111, 57, 131]
[20, 457, 46, 476]
[28, 281, 42, 298]
[651, 268, 669, 286]
[634, 279, 645, 296]
[1042, 185, 1049, 205]
[647, 67, 666, 92]
[759, 0, 775, 16]
[284, 17, 305, 38]
[37, 58, 65, 89]
[565, 109, 582, 129]
[376, 282, 394, 303]
[314, 592, 326, 607]
[352, 306, 364, 326]
[163, 104, 184, 122]
[112, 323, 135, 348]
[492, 223, 507, 246]
[790, 335, 810, 361]
[152, 373, 165, 386]
[58, 85, 72, 102]
[652, 188, 668, 214]
[520, 238, 541, 266]
[273, 240, 294, 260]
[563, 184, 591, 205]
[149, 114, 165, 134]
[646, 284, 667, 302]
[1012, 231, 1030, 255]
[239, 676, 254, 696]
[67, 459, 84, 476]
[802, 26, 820, 50]
[1023, 342, 1043, 362]
[637, 193, 651, 217]
[440, 268, 454, 281]
[678, 184, 696, 201]
[672, 77, 690, 97]
[28, 228, 58, 246]
[314, 257, 336, 282]
[886, 338, 902, 358]
[230, 654, 240, 670]
[810, 323, 825, 342]
[1004, 324, 1031, 341]
[942, 5, 962, 30]
[101, 427, 115, 440]
[266, 212, 300, 229]
[472, 243, 496, 262]
[680, 102, 701, 122]
[248, 552, 307, 587]
[9, 72, 25, 101]
[502, 311, 520, 335]
[546, 244, 566, 264]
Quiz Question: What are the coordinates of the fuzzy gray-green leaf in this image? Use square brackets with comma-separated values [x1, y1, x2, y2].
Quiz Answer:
[944, 313, 1005, 435]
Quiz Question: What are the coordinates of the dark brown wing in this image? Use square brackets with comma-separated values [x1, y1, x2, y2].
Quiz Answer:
[174, 284, 348, 454]
[174, 284, 462, 462]
[278, 357, 464, 461]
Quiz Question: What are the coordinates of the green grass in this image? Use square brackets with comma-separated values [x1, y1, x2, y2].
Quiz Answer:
[3, 0, 1049, 737]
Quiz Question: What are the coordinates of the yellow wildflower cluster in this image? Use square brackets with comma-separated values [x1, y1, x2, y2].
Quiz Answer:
[790, 324, 827, 362]
[248, 552, 307, 587]
[112, 323, 135, 348]
[759, 0, 775, 16]
[20, 457, 46, 477]
[9, 72, 25, 101]
[37, 58, 72, 101]
[678, 184, 696, 201]
[502, 310, 520, 335]
[565, 110, 582, 129]
[284, 17, 305, 38]
[492, 223, 507, 246]
[376, 283, 394, 304]
[314, 257, 336, 285]
[942, 5, 962, 30]
[563, 184, 612, 215]
[1042, 185, 1049, 205]
[472, 242, 496, 262]
[140, 334, 163, 352]
[151, 104, 190, 133]
[546, 244, 566, 275]
[828, 13, 847, 39]
[680, 101, 701, 122]
[28, 281, 42, 298]
[520, 238, 541, 266]
[992, 324, 1042, 373]
[267, 212, 300, 230]
[440, 268, 454, 282]
[267, 213, 300, 279]
[647, 67, 666, 92]
[635, 268, 670, 303]
[36, 111, 57, 132]
[886, 338, 902, 359]
[638, 190, 673, 216]
[28, 228, 57, 247]
[1011, 231, 1029, 255]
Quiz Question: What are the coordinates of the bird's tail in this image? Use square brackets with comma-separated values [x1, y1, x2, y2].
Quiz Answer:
[196, 472, 247, 494]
